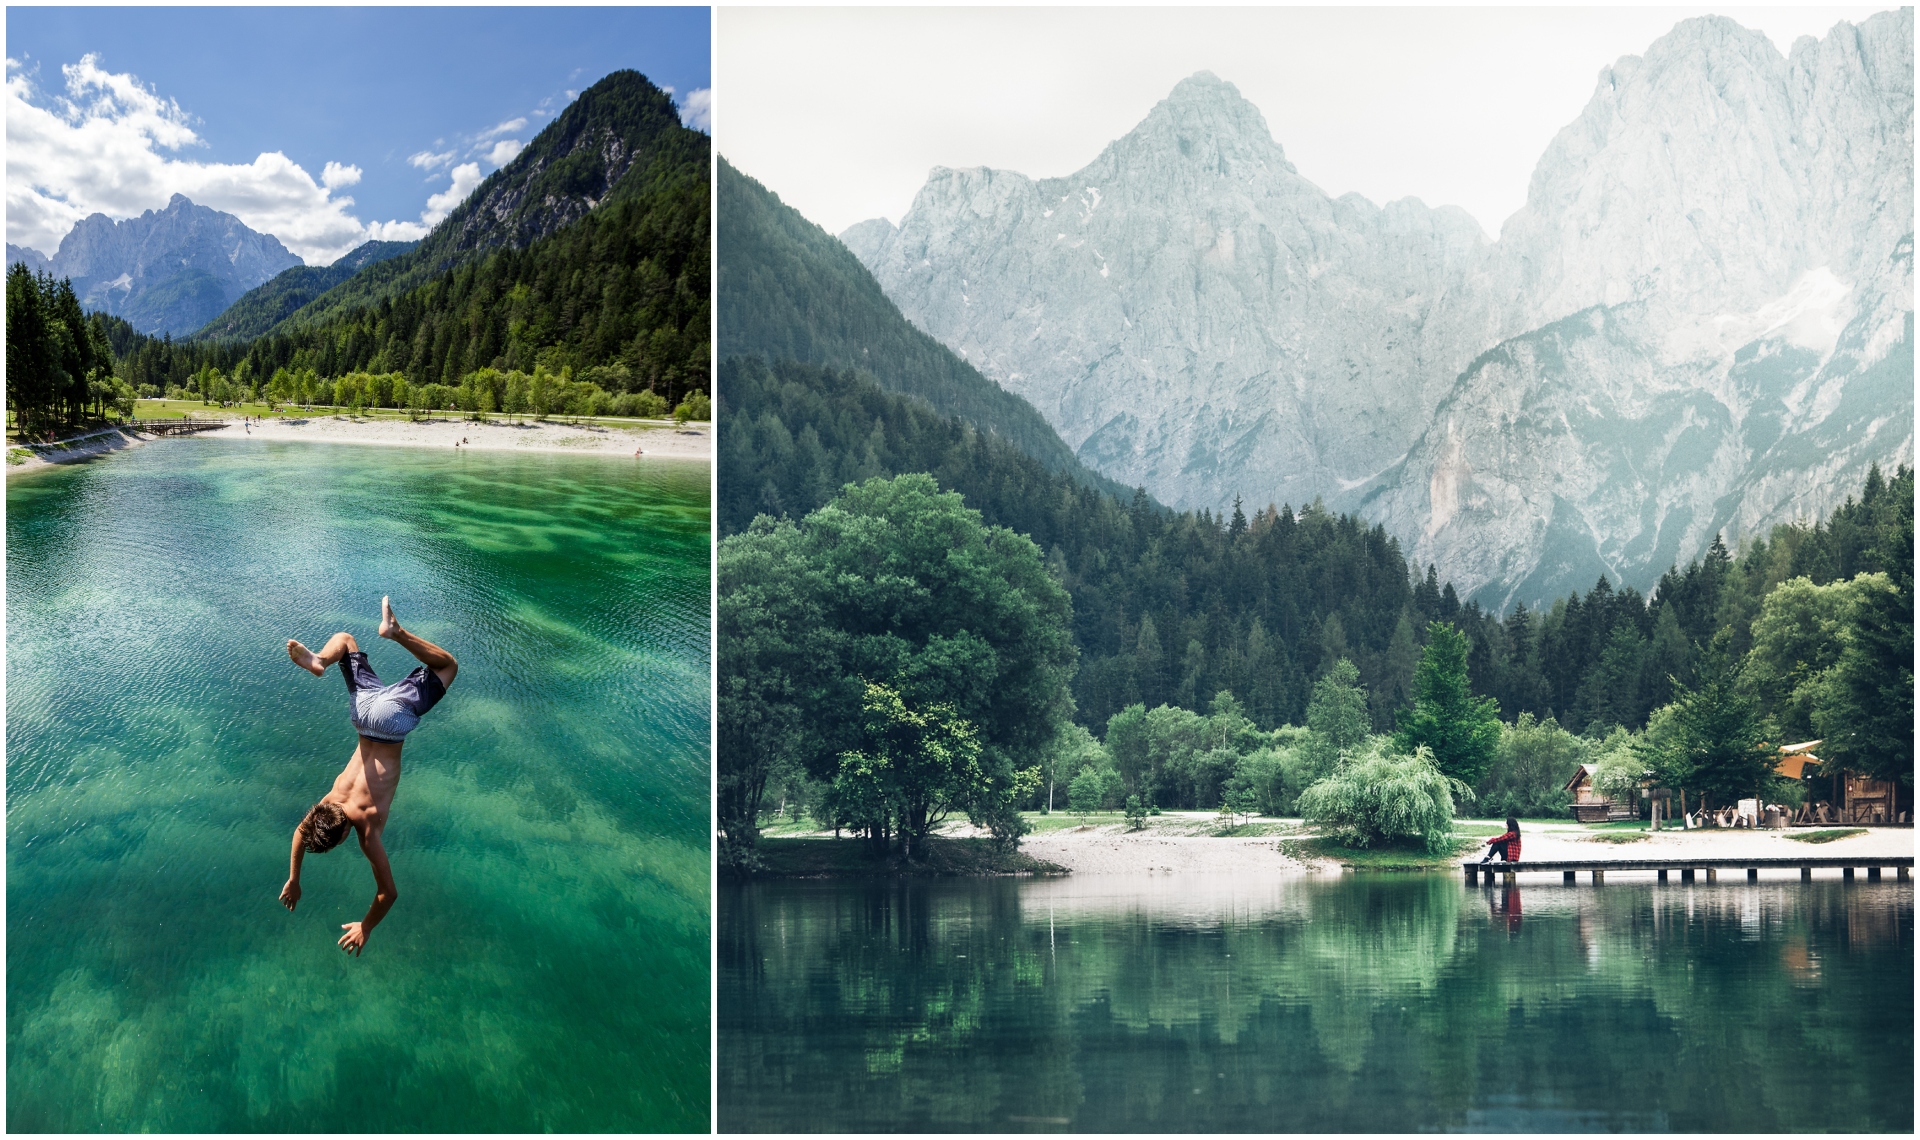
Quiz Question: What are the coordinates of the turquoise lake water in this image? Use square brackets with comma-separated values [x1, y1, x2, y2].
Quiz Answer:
[8, 440, 710, 1131]
[721, 873, 1913, 1132]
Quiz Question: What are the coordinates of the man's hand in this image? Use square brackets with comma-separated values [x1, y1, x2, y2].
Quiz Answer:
[280, 879, 301, 910]
[338, 922, 369, 956]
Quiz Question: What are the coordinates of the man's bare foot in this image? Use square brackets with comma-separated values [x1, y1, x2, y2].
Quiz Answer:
[287, 639, 325, 676]
[378, 596, 400, 640]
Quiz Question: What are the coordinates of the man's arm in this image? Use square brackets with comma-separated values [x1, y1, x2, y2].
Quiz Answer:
[280, 827, 305, 910]
[338, 825, 398, 956]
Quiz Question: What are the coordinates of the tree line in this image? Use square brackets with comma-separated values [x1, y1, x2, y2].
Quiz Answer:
[5, 265, 136, 435]
[720, 360, 1911, 860]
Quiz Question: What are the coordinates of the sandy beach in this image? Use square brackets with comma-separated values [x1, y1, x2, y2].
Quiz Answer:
[8, 414, 710, 476]
[954, 814, 1916, 876]
[197, 413, 710, 459]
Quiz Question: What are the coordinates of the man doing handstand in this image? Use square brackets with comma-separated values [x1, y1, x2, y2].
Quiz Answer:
[280, 596, 457, 955]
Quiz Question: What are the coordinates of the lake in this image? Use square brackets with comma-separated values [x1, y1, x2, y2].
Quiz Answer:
[720, 872, 1912, 1132]
[8, 439, 710, 1131]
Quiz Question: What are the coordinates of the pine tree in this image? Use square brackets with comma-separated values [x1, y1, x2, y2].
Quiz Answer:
[1657, 642, 1777, 805]
[1395, 621, 1502, 785]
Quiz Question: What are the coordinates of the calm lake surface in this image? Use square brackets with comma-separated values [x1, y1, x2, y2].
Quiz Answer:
[8, 439, 710, 1131]
[720, 872, 1913, 1132]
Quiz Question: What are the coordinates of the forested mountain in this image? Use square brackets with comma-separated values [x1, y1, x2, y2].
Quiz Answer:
[268, 71, 705, 340]
[193, 240, 417, 341]
[719, 158, 1113, 489]
[75, 69, 710, 409]
[1442, 464, 1911, 742]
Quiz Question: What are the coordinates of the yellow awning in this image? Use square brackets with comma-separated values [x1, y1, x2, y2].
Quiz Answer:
[1775, 744, 1822, 780]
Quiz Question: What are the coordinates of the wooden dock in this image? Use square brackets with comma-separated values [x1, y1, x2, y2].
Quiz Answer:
[1465, 856, 1913, 885]
[137, 418, 226, 437]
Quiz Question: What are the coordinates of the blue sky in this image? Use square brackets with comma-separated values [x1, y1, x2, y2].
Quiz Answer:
[6, 6, 710, 264]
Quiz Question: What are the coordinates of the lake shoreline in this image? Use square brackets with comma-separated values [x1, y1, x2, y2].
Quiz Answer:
[745, 814, 1915, 877]
[8, 414, 711, 477]
[7, 426, 149, 476]
[196, 412, 711, 460]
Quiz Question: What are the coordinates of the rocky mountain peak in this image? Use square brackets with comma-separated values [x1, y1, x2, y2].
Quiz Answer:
[426, 69, 690, 263]
[1103, 70, 1296, 179]
[848, 13, 1912, 608]
[27, 195, 302, 335]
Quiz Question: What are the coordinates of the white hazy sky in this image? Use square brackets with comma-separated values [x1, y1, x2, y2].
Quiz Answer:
[718, 4, 1902, 238]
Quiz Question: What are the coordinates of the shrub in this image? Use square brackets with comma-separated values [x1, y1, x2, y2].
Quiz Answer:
[674, 389, 711, 423]
[1297, 741, 1469, 853]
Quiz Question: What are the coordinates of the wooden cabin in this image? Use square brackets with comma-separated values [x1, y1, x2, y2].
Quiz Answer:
[1565, 765, 1633, 822]
[1778, 741, 1911, 825]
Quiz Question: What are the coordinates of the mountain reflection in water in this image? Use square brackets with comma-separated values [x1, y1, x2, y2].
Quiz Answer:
[720, 874, 1912, 1132]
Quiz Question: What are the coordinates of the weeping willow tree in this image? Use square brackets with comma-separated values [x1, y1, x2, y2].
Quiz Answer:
[1297, 741, 1470, 853]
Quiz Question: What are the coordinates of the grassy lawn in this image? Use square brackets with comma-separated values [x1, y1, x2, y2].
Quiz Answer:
[1786, 828, 1869, 844]
[1021, 811, 1132, 834]
[740, 836, 1068, 878]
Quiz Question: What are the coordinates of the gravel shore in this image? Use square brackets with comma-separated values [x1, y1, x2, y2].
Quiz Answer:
[1005, 816, 1912, 876]
[196, 413, 710, 459]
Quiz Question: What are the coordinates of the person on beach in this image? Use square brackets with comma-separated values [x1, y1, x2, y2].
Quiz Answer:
[1481, 816, 1522, 863]
[279, 596, 457, 955]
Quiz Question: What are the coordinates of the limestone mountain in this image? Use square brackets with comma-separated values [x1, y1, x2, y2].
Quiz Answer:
[9, 195, 302, 337]
[847, 10, 1914, 608]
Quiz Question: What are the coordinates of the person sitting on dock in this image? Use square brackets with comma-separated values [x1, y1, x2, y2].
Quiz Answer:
[1481, 816, 1522, 864]
[278, 596, 457, 956]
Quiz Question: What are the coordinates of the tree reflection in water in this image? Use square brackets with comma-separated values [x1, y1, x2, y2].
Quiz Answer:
[721, 875, 1911, 1132]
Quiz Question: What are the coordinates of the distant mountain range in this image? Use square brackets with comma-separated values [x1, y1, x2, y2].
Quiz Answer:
[7, 195, 302, 336]
[846, 10, 1914, 609]
[192, 240, 417, 341]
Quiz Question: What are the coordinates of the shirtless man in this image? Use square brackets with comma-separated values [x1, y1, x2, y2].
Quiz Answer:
[280, 597, 457, 955]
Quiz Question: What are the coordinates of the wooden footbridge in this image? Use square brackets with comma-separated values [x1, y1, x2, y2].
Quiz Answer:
[1466, 856, 1913, 886]
[137, 418, 226, 437]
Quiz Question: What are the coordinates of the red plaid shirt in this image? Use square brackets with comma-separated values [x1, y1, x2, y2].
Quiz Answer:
[1487, 830, 1521, 860]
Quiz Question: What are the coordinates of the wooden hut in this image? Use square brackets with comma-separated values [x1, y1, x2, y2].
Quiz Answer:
[1565, 764, 1631, 822]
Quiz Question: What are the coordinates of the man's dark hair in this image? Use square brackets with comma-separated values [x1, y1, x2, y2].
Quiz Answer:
[299, 801, 352, 853]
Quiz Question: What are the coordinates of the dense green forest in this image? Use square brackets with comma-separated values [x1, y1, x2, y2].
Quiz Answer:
[5, 265, 134, 434]
[10, 70, 710, 423]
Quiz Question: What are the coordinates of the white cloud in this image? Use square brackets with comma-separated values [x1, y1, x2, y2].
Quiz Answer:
[477, 116, 526, 140]
[408, 148, 454, 171]
[486, 138, 523, 166]
[677, 87, 711, 133]
[6, 54, 431, 265]
[422, 162, 483, 225]
[321, 161, 361, 189]
[366, 218, 429, 243]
